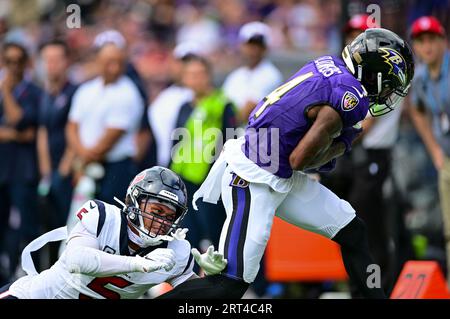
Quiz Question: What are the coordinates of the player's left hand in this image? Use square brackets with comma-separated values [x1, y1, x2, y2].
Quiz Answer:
[192, 245, 227, 276]
[335, 125, 363, 154]
[170, 228, 188, 241]
[316, 158, 336, 172]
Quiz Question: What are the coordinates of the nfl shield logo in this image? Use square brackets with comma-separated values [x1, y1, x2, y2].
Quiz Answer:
[341, 91, 359, 111]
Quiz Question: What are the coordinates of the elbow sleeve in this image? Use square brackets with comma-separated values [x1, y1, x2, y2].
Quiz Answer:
[65, 246, 103, 276]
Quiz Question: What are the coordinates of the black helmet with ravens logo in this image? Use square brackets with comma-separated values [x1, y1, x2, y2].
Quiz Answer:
[342, 27, 415, 116]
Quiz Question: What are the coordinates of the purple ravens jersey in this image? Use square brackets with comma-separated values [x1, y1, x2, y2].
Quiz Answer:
[243, 55, 369, 178]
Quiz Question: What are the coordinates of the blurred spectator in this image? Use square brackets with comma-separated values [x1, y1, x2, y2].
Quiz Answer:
[148, 42, 200, 168]
[92, 28, 148, 113]
[147, 0, 177, 45]
[0, 42, 42, 282]
[93, 29, 154, 172]
[222, 21, 283, 125]
[214, 0, 248, 50]
[343, 13, 375, 44]
[66, 42, 143, 203]
[176, 4, 221, 55]
[267, 0, 327, 52]
[246, 0, 277, 20]
[36, 39, 77, 265]
[170, 55, 236, 256]
[8, 0, 40, 27]
[408, 16, 450, 285]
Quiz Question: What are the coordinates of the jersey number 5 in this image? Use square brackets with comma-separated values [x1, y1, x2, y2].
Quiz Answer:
[79, 276, 133, 299]
[254, 71, 314, 119]
[76, 207, 88, 220]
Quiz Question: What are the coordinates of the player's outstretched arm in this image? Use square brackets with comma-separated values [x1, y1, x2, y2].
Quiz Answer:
[289, 105, 343, 171]
[64, 226, 176, 277]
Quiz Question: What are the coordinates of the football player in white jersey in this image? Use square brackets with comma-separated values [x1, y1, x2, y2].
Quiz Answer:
[0, 167, 226, 299]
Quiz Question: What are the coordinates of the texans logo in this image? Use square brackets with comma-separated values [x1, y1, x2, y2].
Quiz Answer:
[130, 172, 146, 187]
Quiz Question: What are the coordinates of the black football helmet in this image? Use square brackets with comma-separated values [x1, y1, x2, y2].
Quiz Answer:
[122, 166, 188, 246]
[342, 28, 415, 116]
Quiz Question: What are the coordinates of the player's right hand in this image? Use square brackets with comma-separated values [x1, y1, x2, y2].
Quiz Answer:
[134, 248, 176, 273]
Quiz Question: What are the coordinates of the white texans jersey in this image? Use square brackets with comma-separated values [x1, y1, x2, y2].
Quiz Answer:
[9, 200, 195, 299]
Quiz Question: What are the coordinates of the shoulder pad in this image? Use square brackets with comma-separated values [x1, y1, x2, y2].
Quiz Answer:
[74, 200, 107, 237]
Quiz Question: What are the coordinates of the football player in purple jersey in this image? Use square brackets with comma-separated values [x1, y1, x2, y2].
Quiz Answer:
[159, 28, 414, 299]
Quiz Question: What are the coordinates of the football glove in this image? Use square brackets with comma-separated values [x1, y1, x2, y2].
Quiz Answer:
[170, 228, 188, 241]
[334, 125, 363, 154]
[133, 248, 176, 273]
[304, 158, 337, 174]
[191, 245, 227, 276]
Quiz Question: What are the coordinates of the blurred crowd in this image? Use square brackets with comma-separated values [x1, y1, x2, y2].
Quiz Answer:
[0, 0, 450, 299]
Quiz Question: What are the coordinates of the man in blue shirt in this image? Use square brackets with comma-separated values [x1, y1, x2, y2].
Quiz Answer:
[37, 40, 78, 264]
[0, 42, 42, 282]
[408, 16, 450, 286]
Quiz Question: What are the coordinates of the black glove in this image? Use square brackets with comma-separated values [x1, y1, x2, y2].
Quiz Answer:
[334, 126, 363, 154]
[305, 158, 337, 174]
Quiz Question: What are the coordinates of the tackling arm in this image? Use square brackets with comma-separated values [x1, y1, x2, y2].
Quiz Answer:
[64, 223, 176, 277]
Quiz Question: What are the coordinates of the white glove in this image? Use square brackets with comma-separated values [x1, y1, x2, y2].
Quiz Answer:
[170, 228, 188, 241]
[191, 245, 227, 276]
[132, 248, 176, 273]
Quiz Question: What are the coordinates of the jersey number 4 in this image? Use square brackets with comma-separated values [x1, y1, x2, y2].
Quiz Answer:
[79, 276, 133, 299]
[254, 71, 314, 119]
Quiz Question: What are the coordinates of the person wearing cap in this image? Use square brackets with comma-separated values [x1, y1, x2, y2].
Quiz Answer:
[0, 42, 43, 283]
[222, 21, 283, 125]
[93, 29, 153, 173]
[93, 30, 148, 105]
[343, 14, 374, 45]
[148, 42, 198, 168]
[66, 40, 143, 204]
[408, 16, 450, 285]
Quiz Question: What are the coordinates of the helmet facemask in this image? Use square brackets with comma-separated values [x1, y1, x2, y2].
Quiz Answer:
[366, 72, 410, 117]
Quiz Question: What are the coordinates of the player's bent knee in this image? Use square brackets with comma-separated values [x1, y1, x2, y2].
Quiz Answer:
[332, 216, 367, 249]
[219, 275, 250, 298]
